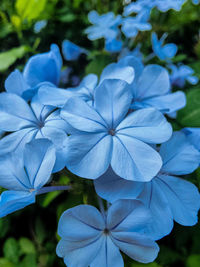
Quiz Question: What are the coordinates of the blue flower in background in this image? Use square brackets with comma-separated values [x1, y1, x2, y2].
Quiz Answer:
[104, 56, 186, 115]
[152, 32, 178, 61]
[155, 0, 187, 12]
[60, 77, 172, 181]
[169, 64, 199, 88]
[183, 128, 200, 152]
[0, 93, 69, 172]
[95, 132, 200, 239]
[119, 44, 143, 61]
[0, 139, 55, 217]
[105, 38, 123, 53]
[5, 44, 62, 100]
[56, 200, 159, 266]
[62, 40, 88, 61]
[192, 0, 200, 4]
[38, 61, 135, 107]
[123, 0, 154, 16]
[85, 11, 121, 41]
[34, 20, 47, 33]
[122, 9, 152, 38]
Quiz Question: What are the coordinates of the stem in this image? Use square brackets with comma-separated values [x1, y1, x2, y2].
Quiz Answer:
[36, 185, 71, 195]
[144, 52, 155, 63]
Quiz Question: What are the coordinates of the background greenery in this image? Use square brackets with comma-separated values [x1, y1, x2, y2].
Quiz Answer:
[0, 0, 200, 266]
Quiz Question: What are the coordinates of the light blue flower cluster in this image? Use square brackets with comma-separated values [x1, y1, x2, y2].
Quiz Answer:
[0, 42, 199, 266]
[0, 1, 200, 266]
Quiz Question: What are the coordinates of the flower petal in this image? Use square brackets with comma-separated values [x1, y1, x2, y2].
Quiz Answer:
[65, 133, 112, 179]
[94, 167, 144, 202]
[0, 93, 37, 131]
[117, 108, 172, 144]
[94, 79, 132, 128]
[156, 174, 200, 226]
[24, 139, 56, 189]
[0, 190, 35, 218]
[61, 97, 107, 132]
[111, 135, 162, 181]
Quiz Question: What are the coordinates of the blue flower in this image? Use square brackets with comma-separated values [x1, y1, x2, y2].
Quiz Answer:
[107, 56, 186, 115]
[0, 139, 55, 217]
[62, 40, 88, 61]
[85, 11, 121, 41]
[0, 93, 69, 172]
[155, 0, 187, 12]
[5, 44, 62, 100]
[38, 62, 135, 108]
[95, 132, 200, 239]
[192, 0, 200, 4]
[122, 9, 152, 38]
[123, 1, 154, 16]
[152, 32, 177, 61]
[105, 38, 123, 53]
[34, 20, 47, 33]
[60, 76, 172, 181]
[56, 200, 159, 266]
[169, 64, 199, 88]
[119, 44, 143, 61]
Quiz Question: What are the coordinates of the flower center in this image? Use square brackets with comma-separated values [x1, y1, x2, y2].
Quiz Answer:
[103, 228, 109, 235]
[108, 129, 116, 136]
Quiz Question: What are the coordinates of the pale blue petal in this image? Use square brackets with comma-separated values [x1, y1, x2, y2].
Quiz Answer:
[111, 232, 159, 263]
[61, 97, 107, 132]
[24, 139, 56, 189]
[0, 190, 35, 218]
[5, 69, 29, 97]
[66, 133, 113, 179]
[111, 135, 162, 182]
[162, 44, 178, 59]
[91, 236, 124, 267]
[157, 174, 200, 226]
[62, 40, 87, 61]
[134, 65, 170, 99]
[160, 132, 200, 175]
[138, 179, 174, 240]
[23, 44, 62, 87]
[94, 79, 132, 128]
[0, 93, 38, 131]
[94, 167, 144, 202]
[100, 63, 134, 85]
[117, 108, 172, 144]
[105, 38, 123, 53]
[58, 205, 104, 240]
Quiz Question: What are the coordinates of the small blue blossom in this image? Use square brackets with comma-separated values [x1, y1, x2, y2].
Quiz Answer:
[169, 64, 199, 88]
[152, 32, 178, 61]
[0, 93, 69, 172]
[0, 139, 56, 217]
[105, 38, 123, 53]
[122, 9, 152, 38]
[62, 40, 88, 61]
[5, 44, 62, 101]
[34, 20, 47, 33]
[85, 11, 121, 41]
[192, 0, 200, 4]
[56, 200, 159, 266]
[155, 0, 187, 12]
[60, 76, 172, 181]
[95, 132, 200, 239]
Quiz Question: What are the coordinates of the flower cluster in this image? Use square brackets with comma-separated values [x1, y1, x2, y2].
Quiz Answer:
[0, 0, 200, 266]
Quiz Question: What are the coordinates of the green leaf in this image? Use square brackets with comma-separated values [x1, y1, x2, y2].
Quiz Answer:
[16, 0, 47, 22]
[19, 238, 36, 255]
[19, 255, 37, 267]
[86, 55, 112, 77]
[186, 255, 200, 267]
[3, 238, 20, 264]
[41, 191, 61, 208]
[177, 88, 200, 127]
[35, 217, 46, 244]
[0, 217, 10, 238]
[0, 46, 29, 72]
[131, 263, 162, 267]
[0, 258, 15, 267]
